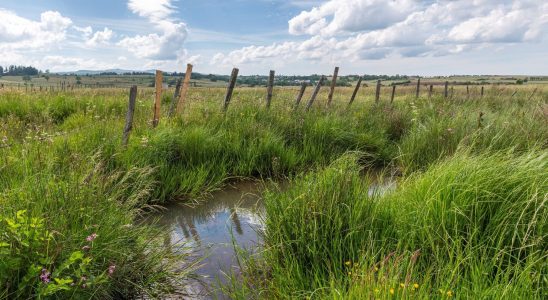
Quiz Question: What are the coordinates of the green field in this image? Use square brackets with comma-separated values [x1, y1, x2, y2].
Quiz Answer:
[0, 83, 546, 298]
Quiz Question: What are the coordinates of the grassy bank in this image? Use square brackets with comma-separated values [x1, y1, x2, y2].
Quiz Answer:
[228, 151, 547, 299]
[1, 85, 546, 297]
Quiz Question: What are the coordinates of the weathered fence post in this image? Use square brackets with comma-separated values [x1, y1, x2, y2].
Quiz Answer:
[415, 77, 421, 98]
[152, 70, 163, 127]
[481, 86, 484, 98]
[327, 67, 339, 107]
[428, 85, 433, 98]
[223, 68, 239, 112]
[375, 80, 381, 103]
[295, 82, 307, 108]
[390, 85, 396, 104]
[169, 78, 182, 117]
[176, 63, 193, 114]
[444, 81, 449, 98]
[466, 85, 470, 99]
[122, 86, 138, 146]
[266, 70, 275, 109]
[528, 87, 538, 100]
[305, 76, 325, 111]
[348, 76, 362, 107]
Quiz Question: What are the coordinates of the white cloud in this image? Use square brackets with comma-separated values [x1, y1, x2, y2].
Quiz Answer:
[288, 0, 416, 36]
[85, 27, 114, 47]
[119, 0, 188, 61]
[74, 25, 93, 38]
[0, 9, 72, 50]
[39, 56, 114, 71]
[214, 0, 548, 66]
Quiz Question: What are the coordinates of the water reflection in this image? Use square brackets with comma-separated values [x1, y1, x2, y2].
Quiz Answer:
[153, 181, 266, 299]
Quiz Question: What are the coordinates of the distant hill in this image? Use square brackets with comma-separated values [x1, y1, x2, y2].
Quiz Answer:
[56, 69, 156, 75]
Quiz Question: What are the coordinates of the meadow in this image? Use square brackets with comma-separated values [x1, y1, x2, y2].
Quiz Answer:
[0, 82, 546, 299]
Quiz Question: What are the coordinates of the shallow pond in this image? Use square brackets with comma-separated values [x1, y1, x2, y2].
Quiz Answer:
[154, 176, 396, 299]
[153, 181, 266, 299]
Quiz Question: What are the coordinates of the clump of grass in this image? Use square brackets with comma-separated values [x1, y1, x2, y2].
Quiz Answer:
[230, 150, 547, 299]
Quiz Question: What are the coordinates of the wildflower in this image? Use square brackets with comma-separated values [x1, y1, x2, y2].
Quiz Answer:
[81, 276, 87, 282]
[39, 269, 51, 284]
[82, 245, 91, 252]
[447, 291, 453, 297]
[374, 288, 380, 294]
[82, 284, 87, 288]
[400, 283, 405, 288]
[413, 283, 419, 289]
[86, 233, 97, 242]
[345, 261, 351, 266]
[348, 271, 352, 276]
[108, 264, 116, 276]
[374, 266, 379, 272]
[389, 288, 395, 295]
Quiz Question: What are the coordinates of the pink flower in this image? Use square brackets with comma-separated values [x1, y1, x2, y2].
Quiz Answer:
[40, 268, 51, 284]
[86, 233, 97, 242]
[108, 264, 116, 276]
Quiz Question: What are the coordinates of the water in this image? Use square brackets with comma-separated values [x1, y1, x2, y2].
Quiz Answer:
[153, 181, 266, 299]
[154, 177, 396, 299]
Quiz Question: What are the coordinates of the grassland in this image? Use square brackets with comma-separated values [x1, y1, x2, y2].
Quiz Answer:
[0, 82, 546, 298]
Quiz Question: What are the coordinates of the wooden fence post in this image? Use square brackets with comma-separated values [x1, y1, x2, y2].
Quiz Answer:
[428, 85, 433, 98]
[169, 78, 182, 117]
[176, 64, 193, 114]
[152, 70, 163, 127]
[348, 76, 362, 107]
[390, 85, 396, 104]
[223, 68, 239, 111]
[375, 80, 381, 103]
[527, 87, 538, 100]
[327, 67, 339, 107]
[415, 77, 421, 98]
[444, 81, 449, 98]
[122, 86, 138, 146]
[295, 82, 307, 108]
[481, 86, 484, 98]
[305, 76, 325, 111]
[266, 70, 275, 108]
[466, 85, 470, 99]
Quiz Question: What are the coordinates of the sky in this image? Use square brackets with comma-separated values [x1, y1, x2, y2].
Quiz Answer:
[0, 0, 547, 75]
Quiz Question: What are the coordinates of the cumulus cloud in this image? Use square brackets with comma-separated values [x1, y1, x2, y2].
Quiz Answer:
[0, 9, 72, 51]
[213, 0, 548, 66]
[118, 0, 188, 61]
[289, 0, 416, 36]
[85, 27, 114, 47]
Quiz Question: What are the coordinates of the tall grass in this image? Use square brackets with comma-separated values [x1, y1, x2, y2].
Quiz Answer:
[0, 85, 546, 298]
[229, 150, 546, 299]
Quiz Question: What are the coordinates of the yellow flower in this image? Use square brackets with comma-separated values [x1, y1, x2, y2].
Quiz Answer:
[374, 288, 380, 294]
[374, 266, 379, 272]
[400, 283, 405, 288]
[389, 288, 395, 295]
[348, 271, 352, 276]
[345, 261, 351, 266]
[447, 291, 453, 297]
[413, 283, 419, 289]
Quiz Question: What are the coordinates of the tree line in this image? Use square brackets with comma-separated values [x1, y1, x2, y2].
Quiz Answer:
[0, 65, 40, 76]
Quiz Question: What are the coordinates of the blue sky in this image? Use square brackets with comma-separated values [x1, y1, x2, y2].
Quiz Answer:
[0, 0, 546, 75]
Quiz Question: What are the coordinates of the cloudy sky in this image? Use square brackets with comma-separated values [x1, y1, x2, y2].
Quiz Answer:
[0, 0, 547, 75]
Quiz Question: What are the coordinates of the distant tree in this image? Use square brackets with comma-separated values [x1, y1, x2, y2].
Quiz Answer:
[0, 66, 3, 76]
[22, 75, 31, 82]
